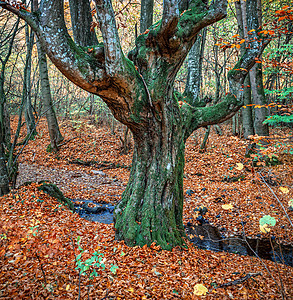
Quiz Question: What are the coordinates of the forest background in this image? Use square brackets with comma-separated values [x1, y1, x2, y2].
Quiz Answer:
[0, 0, 293, 299]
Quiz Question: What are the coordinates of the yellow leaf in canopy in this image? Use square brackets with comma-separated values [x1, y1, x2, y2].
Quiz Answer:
[279, 187, 289, 194]
[235, 163, 244, 170]
[194, 284, 208, 296]
[260, 224, 271, 233]
[222, 204, 233, 210]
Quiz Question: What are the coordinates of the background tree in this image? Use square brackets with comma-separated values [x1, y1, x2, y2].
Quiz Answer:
[33, 0, 63, 151]
[0, 0, 270, 249]
[235, 0, 254, 138]
[0, 12, 19, 195]
[23, 11, 37, 140]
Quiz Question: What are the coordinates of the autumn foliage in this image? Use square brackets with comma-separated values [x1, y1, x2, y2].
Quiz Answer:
[0, 119, 292, 299]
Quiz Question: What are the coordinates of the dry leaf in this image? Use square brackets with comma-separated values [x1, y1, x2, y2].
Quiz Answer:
[235, 163, 244, 170]
[194, 283, 208, 296]
[260, 224, 271, 233]
[222, 204, 233, 210]
[279, 187, 289, 194]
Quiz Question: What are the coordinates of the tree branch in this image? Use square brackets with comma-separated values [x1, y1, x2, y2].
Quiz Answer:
[94, 0, 124, 76]
[160, 0, 179, 37]
[0, 0, 109, 93]
[183, 0, 271, 139]
[177, 0, 227, 42]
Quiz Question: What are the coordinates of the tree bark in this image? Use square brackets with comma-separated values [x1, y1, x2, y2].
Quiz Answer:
[0, 141, 9, 196]
[24, 23, 37, 139]
[36, 38, 63, 150]
[184, 28, 207, 105]
[250, 65, 269, 136]
[235, 0, 254, 138]
[69, 0, 98, 47]
[114, 121, 186, 249]
[247, 0, 269, 136]
[140, 0, 154, 33]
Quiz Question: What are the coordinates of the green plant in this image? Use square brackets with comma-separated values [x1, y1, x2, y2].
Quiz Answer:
[259, 215, 276, 233]
[76, 237, 118, 295]
[75, 236, 118, 278]
[263, 114, 293, 126]
[75, 236, 118, 299]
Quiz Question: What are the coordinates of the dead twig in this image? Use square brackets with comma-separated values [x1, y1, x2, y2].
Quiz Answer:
[57, 137, 78, 148]
[218, 272, 262, 288]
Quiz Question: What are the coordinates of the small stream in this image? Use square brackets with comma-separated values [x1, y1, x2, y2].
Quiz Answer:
[73, 199, 293, 267]
[185, 223, 293, 267]
[72, 199, 114, 224]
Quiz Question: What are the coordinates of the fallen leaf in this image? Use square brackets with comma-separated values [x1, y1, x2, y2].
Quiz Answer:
[279, 187, 289, 194]
[222, 204, 233, 210]
[260, 224, 271, 233]
[194, 283, 208, 296]
[235, 163, 244, 170]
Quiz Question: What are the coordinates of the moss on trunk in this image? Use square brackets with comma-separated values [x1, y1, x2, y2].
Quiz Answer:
[114, 123, 186, 250]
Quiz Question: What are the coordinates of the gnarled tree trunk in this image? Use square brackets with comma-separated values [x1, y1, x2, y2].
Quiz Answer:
[115, 108, 185, 249]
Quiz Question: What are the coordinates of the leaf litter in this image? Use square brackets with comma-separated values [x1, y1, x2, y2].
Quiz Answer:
[0, 118, 292, 299]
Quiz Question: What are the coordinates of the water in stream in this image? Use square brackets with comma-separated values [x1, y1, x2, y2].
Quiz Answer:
[72, 199, 114, 224]
[73, 199, 293, 267]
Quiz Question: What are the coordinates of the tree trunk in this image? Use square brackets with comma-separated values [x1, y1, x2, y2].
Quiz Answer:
[200, 125, 211, 152]
[140, 0, 154, 33]
[24, 24, 37, 139]
[184, 28, 207, 105]
[242, 76, 254, 138]
[250, 65, 269, 136]
[36, 38, 63, 150]
[69, 0, 98, 47]
[0, 141, 9, 196]
[235, 0, 254, 138]
[247, 0, 269, 136]
[0, 87, 10, 196]
[114, 123, 186, 249]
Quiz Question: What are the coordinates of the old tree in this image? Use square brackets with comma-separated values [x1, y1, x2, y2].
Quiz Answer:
[1, 0, 269, 249]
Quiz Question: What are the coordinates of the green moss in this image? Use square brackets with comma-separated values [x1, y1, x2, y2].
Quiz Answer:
[37, 182, 74, 212]
[66, 36, 105, 77]
[177, 0, 208, 38]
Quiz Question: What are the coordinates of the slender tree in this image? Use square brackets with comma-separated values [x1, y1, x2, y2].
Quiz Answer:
[33, 0, 63, 151]
[0, 0, 270, 249]
[0, 12, 19, 195]
[23, 21, 37, 139]
[235, 0, 254, 138]
[184, 28, 207, 104]
[69, 0, 98, 47]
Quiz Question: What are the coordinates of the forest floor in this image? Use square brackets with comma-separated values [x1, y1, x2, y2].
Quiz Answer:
[0, 117, 293, 299]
